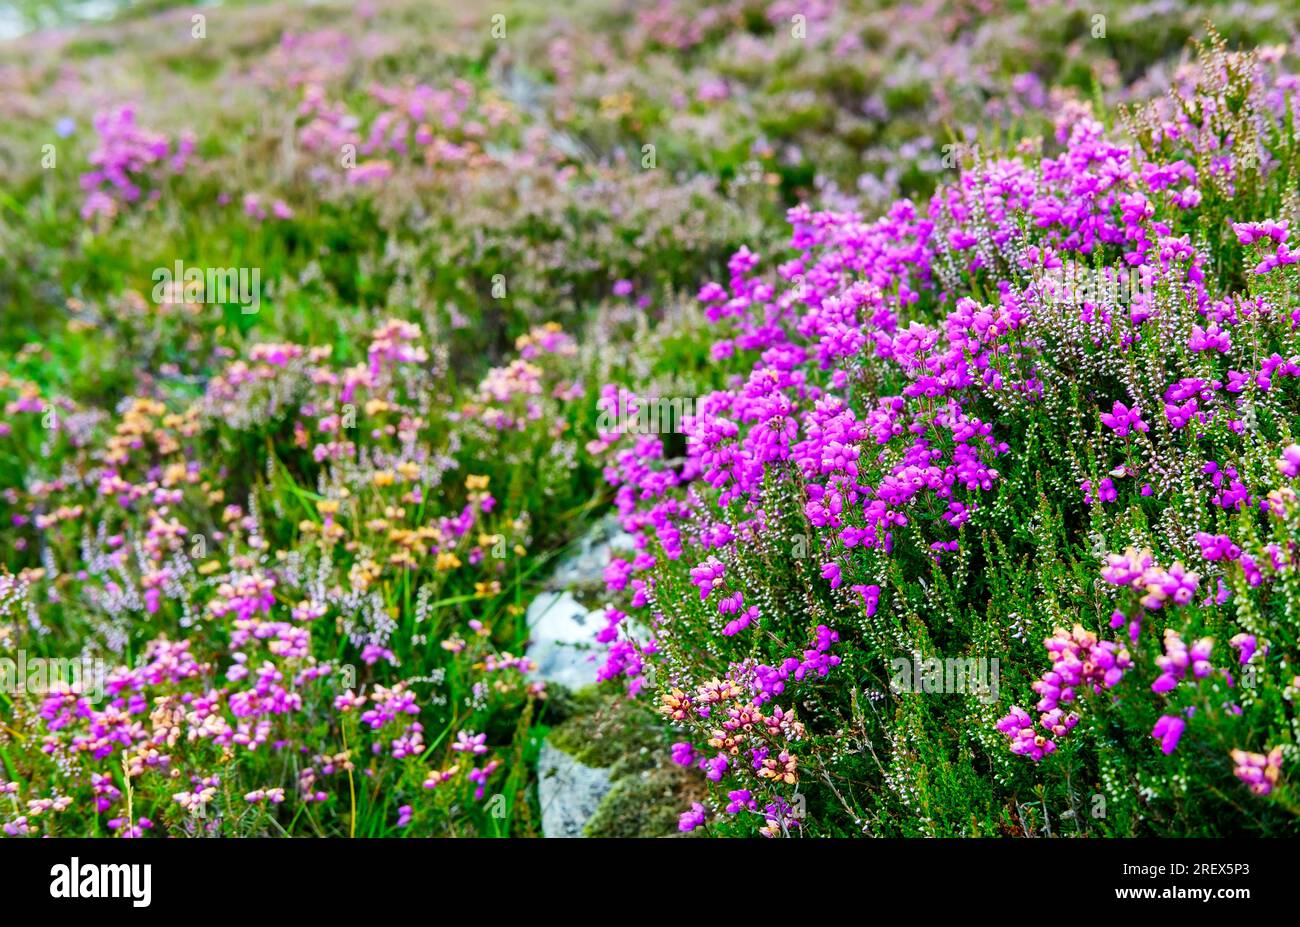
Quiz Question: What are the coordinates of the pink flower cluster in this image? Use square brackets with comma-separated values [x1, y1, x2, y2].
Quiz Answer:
[1230, 747, 1284, 796]
[80, 105, 194, 221]
[996, 625, 1131, 761]
[1151, 629, 1214, 694]
[1101, 548, 1200, 610]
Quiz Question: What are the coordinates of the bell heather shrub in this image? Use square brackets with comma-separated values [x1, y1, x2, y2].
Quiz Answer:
[592, 36, 1300, 836]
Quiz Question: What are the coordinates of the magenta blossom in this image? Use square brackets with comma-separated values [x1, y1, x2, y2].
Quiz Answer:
[1152, 715, 1185, 754]
[1099, 400, 1149, 437]
[678, 802, 707, 832]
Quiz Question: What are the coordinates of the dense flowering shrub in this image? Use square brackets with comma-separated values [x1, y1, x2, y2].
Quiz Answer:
[592, 37, 1300, 836]
[0, 321, 593, 836]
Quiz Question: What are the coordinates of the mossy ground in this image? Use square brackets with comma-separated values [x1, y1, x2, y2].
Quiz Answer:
[547, 687, 702, 837]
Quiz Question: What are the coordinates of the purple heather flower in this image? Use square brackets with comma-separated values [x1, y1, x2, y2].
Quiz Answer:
[1279, 444, 1300, 479]
[1099, 400, 1148, 437]
[1229, 633, 1258, 666]
[1152, 715, 1185, 755]
[725, 789, 756, 814]
[678, 802, 707, 833]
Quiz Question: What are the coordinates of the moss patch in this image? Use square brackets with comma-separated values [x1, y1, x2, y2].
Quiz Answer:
[546, 686, 704, 838]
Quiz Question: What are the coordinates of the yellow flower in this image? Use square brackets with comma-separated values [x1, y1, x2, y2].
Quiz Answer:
[435, 551, 462, 572]
[349, 559, 381, 589]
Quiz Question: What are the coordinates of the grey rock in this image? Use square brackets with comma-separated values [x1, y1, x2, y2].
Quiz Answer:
[547, 513, 635, 592]
[526, 515, 634, 837]
[537, 740, 613, 838]
[524, 515, 634, 690]
[525, 590, 604, 690]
